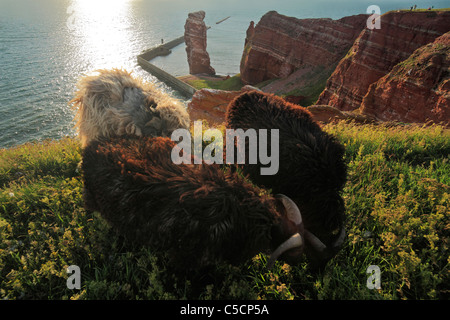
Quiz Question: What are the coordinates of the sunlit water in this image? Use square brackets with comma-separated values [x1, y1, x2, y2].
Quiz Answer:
[0, 0, 447, 148]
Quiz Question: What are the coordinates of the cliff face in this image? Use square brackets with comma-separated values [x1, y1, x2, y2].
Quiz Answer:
[360, 32, 450, 124]
[184, 11, 216, 75]
[317, 10, 450, 111]
[240, 11, 368, 102]
[189, 10, 449, 126]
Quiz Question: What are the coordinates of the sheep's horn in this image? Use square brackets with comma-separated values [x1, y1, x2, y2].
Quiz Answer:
[275, 194, 302, 226]
[304, 229, 327, 253]
[267, 233, 303, 269]
[332, 228, 346, 249]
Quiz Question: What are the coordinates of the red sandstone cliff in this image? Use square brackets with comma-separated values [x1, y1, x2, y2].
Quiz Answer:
[317, 10, 450, 111]
[187, 86, 258, 126]
[189, 10, 450, 125]
[184, 11, 216, 75]
[240, 11, 368, 104]
[360, 32, 450, 124]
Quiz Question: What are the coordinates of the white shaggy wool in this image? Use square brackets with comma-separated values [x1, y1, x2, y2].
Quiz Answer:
[70, 68, 190, 147]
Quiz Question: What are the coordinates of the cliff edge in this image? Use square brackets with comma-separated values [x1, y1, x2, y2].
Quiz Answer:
[240, 11, 368, 105]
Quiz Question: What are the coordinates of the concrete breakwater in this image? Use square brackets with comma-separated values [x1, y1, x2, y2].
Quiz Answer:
[137, 36, 197, 98]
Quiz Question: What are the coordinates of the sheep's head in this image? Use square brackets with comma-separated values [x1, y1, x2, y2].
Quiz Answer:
[293, 189, 347, 270]
[70, 68, 190, 147]
[268, 194, 345, 269]
[268, 194, 304, 268]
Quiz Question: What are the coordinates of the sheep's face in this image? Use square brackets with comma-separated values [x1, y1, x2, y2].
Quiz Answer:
[142, 102, 191, 138]
[71, 68, 190, 147]
[290, 131, 348, 269]
[273, 137, 347, 270]
[299, 194, 346, 270]
[268, 193, 346, 270]
[267, 194, 306, 268]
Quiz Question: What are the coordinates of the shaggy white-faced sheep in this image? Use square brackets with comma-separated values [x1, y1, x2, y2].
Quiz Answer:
[70, 68, 190, 147]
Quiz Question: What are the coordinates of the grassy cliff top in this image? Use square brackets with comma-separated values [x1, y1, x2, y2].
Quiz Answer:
[178, 73, 244, 91]
[0, 122, 449, 300]
[393, 7, 450, 12]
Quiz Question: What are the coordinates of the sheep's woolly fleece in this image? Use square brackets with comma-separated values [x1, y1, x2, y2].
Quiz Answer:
[70, 68, 190, 147]
[81, 135, 283, 269]
[226, 91, 348, 267]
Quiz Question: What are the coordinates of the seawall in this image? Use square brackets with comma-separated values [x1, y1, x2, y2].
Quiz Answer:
[137, 36, 197, 98]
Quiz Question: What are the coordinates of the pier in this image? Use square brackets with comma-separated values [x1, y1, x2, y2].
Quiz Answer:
[216, 16, 231, 24]
[137, 36, 197, 98]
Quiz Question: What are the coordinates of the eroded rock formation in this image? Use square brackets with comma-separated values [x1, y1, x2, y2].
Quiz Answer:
[239, 11, 368, 104]
[184, 11, 216, 75]
[188, 10, 450, 126]
[317, 10, 450, 112]
[360, 32, 450, 124]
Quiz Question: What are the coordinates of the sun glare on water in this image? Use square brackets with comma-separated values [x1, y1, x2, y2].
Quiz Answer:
[68, 0, 135, 70]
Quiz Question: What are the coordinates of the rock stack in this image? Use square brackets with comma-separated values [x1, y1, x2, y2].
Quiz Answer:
[184, 11, 216, 75]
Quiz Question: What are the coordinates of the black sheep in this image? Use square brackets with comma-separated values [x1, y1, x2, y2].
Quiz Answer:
[226, 91, 348, 268]
[81, 135, 306, 270]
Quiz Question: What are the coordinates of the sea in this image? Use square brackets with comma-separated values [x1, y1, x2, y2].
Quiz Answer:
[0, 0, 448, 148]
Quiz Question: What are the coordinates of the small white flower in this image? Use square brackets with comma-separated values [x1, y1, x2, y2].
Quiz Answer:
[8, 192, 14, 198]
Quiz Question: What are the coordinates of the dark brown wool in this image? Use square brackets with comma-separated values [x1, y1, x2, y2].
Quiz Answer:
[81, 136, 298, 269]
[226, 91, 348, 266]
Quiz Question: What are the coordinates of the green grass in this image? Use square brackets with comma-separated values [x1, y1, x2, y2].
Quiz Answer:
[183, 74, 244, 91]
[1, 123, 449, 300]
[281, 72, 330, 107]
[389, 39, 448, 80]
[280, 67, 331, 106]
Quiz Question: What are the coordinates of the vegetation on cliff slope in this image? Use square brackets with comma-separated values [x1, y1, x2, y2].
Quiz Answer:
[0, 122, 449, 300]
[179, 74, 244, 91]
[179, 72, 328, 106]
